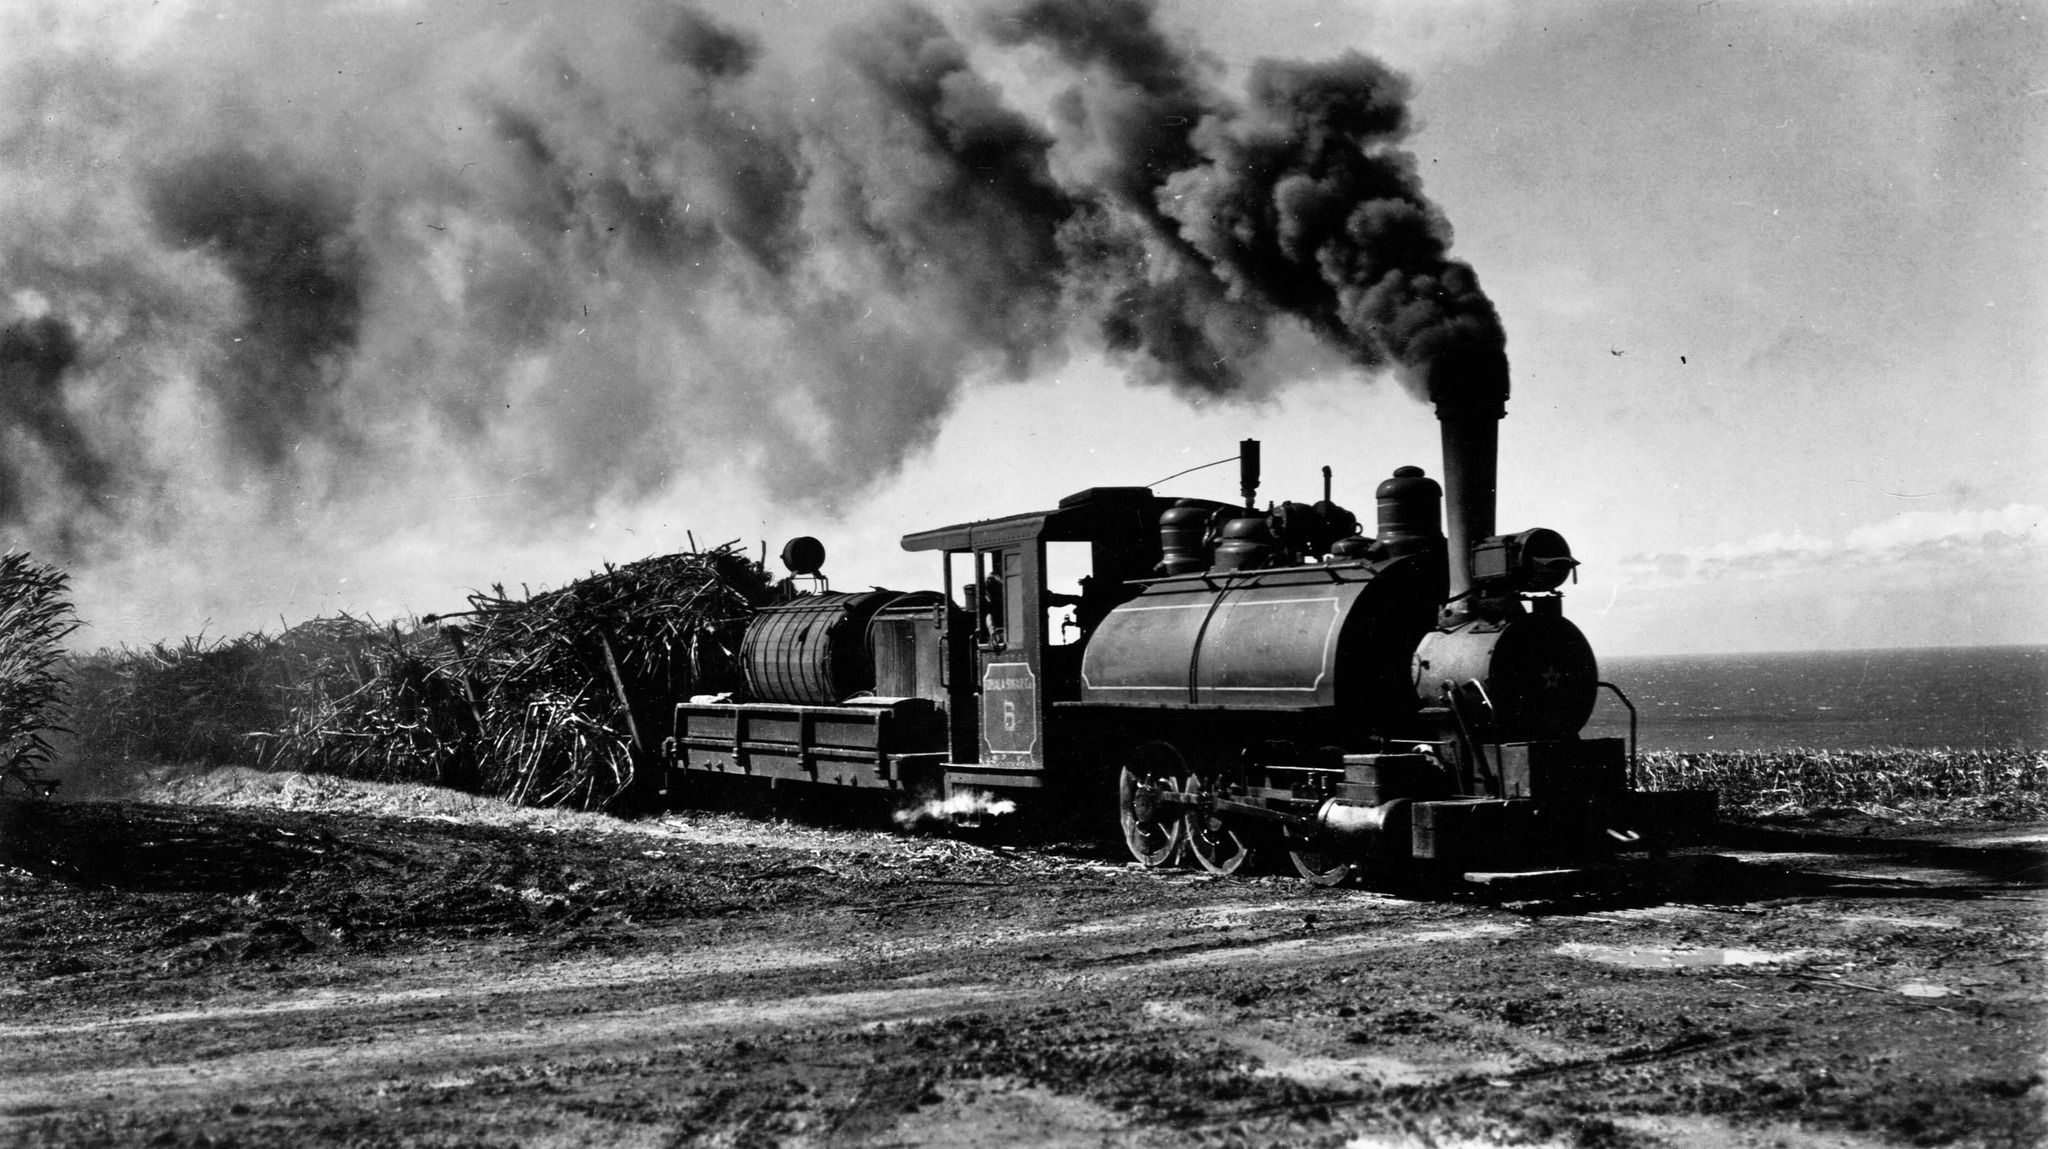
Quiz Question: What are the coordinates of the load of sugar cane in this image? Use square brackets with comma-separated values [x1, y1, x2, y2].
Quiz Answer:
[60, 544, 775, 812]
[412, 543, 775, 810]
[297, 543, 774, 811]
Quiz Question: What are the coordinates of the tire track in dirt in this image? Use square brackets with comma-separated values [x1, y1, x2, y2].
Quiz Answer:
[0, 900, 1524, 1120]
[0, 983, 1033, 1116]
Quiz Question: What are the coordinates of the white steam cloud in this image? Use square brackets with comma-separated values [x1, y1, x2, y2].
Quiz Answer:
[893, 790, 1019, 829]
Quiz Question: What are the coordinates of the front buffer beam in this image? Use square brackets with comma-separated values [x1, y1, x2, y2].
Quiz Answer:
[1154, 783, 1717, 878]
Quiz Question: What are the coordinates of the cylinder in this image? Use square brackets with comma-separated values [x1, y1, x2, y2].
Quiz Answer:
[1313, 798, 1413, 862]
[741, 590, 902, 705]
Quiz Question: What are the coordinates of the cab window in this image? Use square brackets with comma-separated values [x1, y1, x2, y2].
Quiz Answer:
[1045, 541, 1091, 646]
[951, 548, 1020, 650]
[988, 549, 1023, 650]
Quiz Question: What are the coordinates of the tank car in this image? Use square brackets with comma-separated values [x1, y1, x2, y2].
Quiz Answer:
[666, 390, 1715, 885]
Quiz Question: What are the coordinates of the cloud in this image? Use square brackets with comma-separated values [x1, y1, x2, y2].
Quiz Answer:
[1617, 504, 2048, 589]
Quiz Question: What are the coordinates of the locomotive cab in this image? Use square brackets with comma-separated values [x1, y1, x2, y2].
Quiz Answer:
[901, 485, 1170, 797]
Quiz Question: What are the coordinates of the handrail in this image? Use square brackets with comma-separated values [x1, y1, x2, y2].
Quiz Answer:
[1462, 677, 1497, 722]
[1596, 680, 1640, 788]
[1463, 678, 1502, 792]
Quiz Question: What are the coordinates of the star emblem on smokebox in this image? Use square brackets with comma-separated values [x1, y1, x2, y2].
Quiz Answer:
[1540, 665, 1565, 691]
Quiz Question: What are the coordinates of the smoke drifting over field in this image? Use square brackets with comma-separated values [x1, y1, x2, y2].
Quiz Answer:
[0, 0, 1501, 636]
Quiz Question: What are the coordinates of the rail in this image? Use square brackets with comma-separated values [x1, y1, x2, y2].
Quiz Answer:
[1596, 680, 1640, 788]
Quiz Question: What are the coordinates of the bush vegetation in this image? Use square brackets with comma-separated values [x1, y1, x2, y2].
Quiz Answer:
[1640, 747, 2047, 820]
[0, 552, 76, 795]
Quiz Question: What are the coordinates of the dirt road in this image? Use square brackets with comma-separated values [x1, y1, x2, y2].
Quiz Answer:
[0, 785, 2041, 1147]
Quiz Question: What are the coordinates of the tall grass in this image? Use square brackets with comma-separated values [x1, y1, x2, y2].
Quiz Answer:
[0, 552, 77, 795]
[1640, 747, 2048, 819]
[67, 632, 315, 770]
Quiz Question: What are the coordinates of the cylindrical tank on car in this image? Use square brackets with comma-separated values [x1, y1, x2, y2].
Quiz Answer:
[741, 590, 906, 705]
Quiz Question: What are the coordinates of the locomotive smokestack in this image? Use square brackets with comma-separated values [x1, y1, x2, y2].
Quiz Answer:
[1427, 347, 1510, 606]
[1438, 411, 1498, 602]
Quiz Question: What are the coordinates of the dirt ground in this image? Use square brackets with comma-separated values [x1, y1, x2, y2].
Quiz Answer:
[0, 776, 2041, 1148]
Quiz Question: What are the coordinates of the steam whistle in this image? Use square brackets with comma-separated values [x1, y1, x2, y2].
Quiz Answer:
[1239, 438, 1261, 509]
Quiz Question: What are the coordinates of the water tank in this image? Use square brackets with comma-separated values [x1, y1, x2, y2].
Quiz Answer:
[1079, 559, 1437, 729]
[741, 590, 904, 705]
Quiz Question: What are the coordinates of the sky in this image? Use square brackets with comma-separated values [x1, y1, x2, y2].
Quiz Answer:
[0, 0, 2040, 657]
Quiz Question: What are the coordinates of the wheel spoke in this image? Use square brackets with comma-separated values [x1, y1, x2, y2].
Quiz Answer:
[1182, 773, 1255, 876]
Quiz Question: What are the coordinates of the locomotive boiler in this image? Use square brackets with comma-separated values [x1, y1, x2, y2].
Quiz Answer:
[666, 387, 1714, 885]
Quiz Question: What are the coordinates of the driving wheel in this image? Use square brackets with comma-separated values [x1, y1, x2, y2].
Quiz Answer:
[1284, 827, 1355, 887]
[1117, 743, 1186, 867]
[1182, 772, 1256, 876]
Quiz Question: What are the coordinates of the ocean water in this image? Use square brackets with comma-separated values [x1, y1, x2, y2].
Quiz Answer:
[1580, 645, 2047, 753]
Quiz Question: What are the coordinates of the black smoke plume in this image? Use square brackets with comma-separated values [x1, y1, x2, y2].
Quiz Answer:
[0, 0, 1506, 636]
[146, 149, 367, 466]
[989, 0, 1269, 394]
[992, 1, 1508, 405]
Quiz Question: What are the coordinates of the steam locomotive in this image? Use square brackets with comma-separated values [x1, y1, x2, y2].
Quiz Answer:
[665, 391, 1714, 884]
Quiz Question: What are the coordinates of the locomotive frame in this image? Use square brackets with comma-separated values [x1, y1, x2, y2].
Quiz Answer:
[665, 398, 1715, 885]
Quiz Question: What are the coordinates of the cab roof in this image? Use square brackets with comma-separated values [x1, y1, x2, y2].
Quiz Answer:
[900, 486, 1163, 553]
